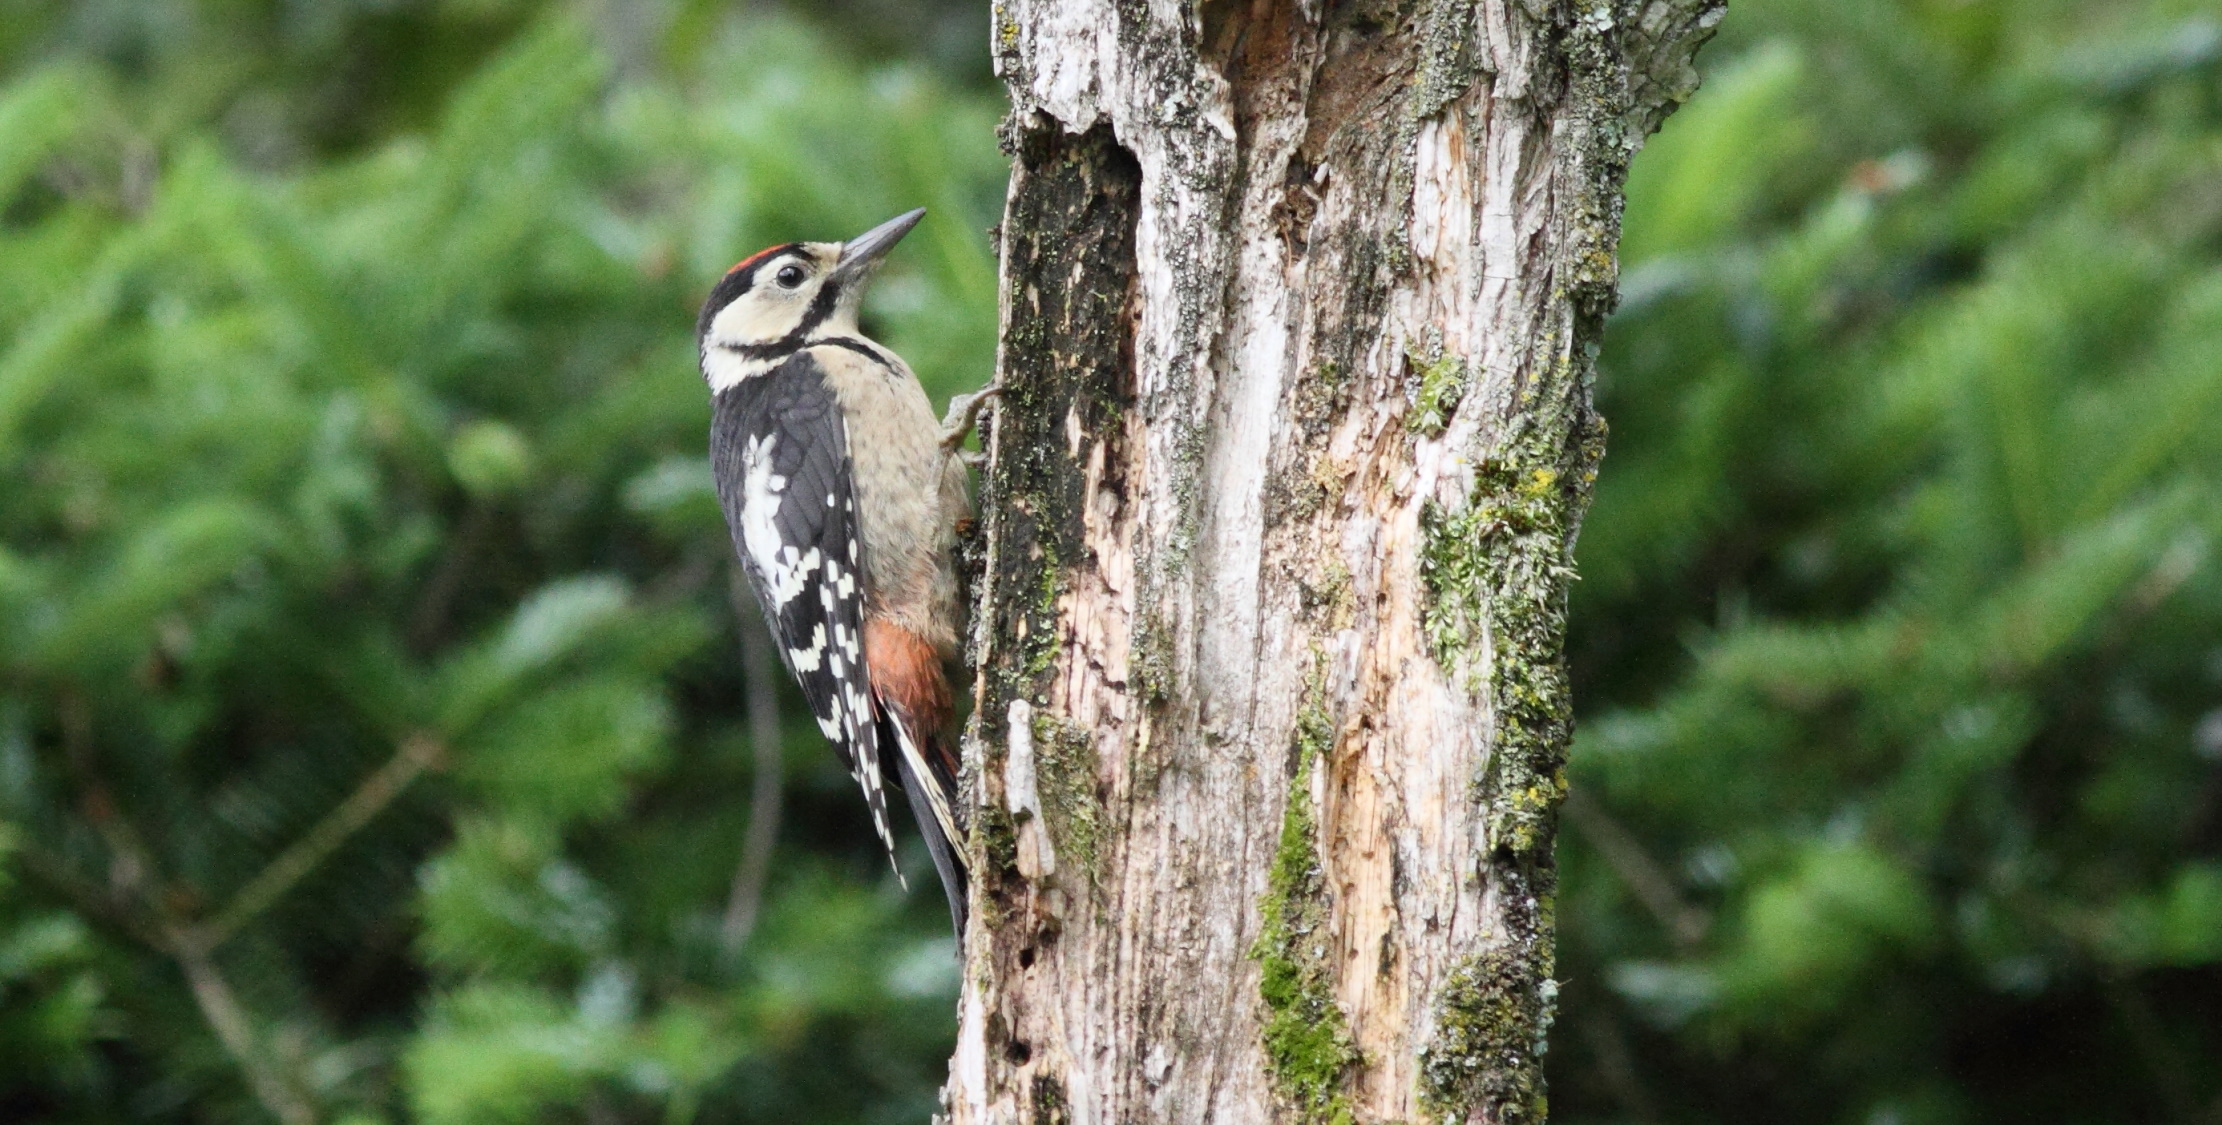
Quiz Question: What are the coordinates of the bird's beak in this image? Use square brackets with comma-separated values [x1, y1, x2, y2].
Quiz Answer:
[832, 208, 925, 284]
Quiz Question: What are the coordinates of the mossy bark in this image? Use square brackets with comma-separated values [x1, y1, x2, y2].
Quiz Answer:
[950, 2, 1722, 1122]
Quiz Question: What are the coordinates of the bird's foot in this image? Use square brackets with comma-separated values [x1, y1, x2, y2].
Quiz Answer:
[939, 381, 1003, 455]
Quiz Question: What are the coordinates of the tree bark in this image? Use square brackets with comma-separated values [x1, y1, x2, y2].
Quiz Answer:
[952, 2, 1721, 1122]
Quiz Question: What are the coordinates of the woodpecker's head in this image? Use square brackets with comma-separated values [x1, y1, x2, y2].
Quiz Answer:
[697, 208, 923, 390]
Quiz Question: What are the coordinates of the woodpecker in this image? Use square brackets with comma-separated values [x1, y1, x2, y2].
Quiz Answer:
[699, 208, 990, 934]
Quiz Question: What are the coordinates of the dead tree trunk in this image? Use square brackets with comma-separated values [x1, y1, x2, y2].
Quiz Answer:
[953, 2, 1720, 1122]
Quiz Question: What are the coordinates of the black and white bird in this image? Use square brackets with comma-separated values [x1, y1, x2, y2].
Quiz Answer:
[698, 208, 990, 933]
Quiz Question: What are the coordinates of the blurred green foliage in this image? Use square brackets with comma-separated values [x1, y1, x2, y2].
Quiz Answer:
[5, 0, 2220, 1123]
[1558, 1, 2222, 1122]
[0, 5, 1001, 1122]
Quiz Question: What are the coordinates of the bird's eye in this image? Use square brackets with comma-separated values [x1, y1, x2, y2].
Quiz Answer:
[775, 264, 807, 289]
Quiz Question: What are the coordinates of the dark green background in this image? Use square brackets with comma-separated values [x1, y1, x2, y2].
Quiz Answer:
[0, 2, 2214, 1122]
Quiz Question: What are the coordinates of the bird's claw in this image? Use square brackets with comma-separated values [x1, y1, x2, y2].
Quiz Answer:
[939, 381, 1004, 454]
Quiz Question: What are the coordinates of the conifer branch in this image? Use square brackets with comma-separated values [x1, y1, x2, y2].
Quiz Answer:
[189, 734, 445, 954]
[55, 691, 324, 1124]
[169, 930, 320, 1125]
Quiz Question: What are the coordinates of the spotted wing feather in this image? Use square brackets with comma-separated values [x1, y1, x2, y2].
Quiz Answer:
[710, 352, 899, 875]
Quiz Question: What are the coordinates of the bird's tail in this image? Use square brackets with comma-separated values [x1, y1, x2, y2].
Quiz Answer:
[883, 705, 968, 934]
[862, 617, 967, 933]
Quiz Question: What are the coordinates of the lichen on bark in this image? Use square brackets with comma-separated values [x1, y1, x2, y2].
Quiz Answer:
[1415, 378, 1586, 1122]
[1417, 945, 1560, 1123]
[1028, 712, 1102, 881]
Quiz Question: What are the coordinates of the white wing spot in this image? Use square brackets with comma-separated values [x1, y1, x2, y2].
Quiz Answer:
[740, 435, 816, 608]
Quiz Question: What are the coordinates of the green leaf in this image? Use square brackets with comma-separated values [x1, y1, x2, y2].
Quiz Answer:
[439, 576, 634, 734]
[405, 982, 621, 1125]
[418, 818, 615, 976]
[458, 676, 672, 821]
[1722, 843, 1937, 1013]
[36, 499, 273, 673]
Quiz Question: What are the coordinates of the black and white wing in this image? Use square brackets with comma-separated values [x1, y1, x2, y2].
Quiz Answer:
[709, 351, 898, 873]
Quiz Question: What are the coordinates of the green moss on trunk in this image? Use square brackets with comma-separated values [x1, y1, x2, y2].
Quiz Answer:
[1419, 433, 1580, 856]
[1405, 3, 1723, 1118]
[1412, 348, 1589, 1125]
[1406, 331, 1469, 438]
[1249, 671, 1360, 1125]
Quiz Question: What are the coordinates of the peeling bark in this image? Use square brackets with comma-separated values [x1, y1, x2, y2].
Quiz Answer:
[953, 2, 1722, 1122]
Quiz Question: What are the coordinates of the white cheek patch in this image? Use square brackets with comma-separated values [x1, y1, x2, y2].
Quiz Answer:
[702, 347, 766, 393]
[712, 286, 803, 342]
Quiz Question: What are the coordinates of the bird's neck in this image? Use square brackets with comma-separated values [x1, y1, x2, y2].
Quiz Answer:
[702, 324, 891, 395]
